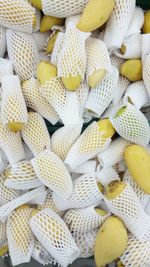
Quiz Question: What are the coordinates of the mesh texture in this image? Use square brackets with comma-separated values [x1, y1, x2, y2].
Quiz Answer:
[143, 53, 150, 98]
[125, 7, 144, 37]
[0, 221, 6, 247]
[113, 75, 130, 104]
[0, 26, 6, 57]
[96, 167, 120, 187]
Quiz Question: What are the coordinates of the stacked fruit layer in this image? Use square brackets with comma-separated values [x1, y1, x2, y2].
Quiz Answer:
[0, 0, 150, 267]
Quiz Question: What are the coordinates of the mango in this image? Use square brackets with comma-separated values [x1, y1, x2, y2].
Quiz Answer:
[120, 59, 142, 82]
[37, 61, 57, 85]
[40, 16, 64, 32]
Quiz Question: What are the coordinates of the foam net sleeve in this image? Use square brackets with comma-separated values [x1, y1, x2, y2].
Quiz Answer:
[142, 34, 150, 60]
[30, 208, 80, 267]
[123, 81, 149, 110]
[76, 81, 89, 117]
[0, 26, 6, 57]
[113, 75, 130, 104]
[104, 0, 136, 49]
[40, 77, 81, 126]
[71, 160, 96, 174]
[33, 31, 49, 52]
[23, 143, 34, 161]
[0, 186, 46, 222]
[120, 234, 150, 267]
[21, 112, 51, 157]
[105, 183, 150, 241]
[65, 121, 111, 170]
[110, 103, 150, 146]
[0, 221, 6, 247]
[0, 0, 36, 33]
[0, 120, 25, 165]
[114, 33, 142, 59]
[33, 9, 41, 33]
[63, 206, 109, 234]
[6, 29, 39, 81]
[22, 78, 59, 125]
[0, 173, 20, 206]
[125, 7, 144, 38]
[72, 229, 98, 258]
[85, 66, 119, 117]
[4, 160, 42, 190]
[51, 124, 82, 161]
[53, 173, 103, 211]
[31, 149, 73, 200]
[96, 167, 120, 187]
[85, 37, 111, 83]
[0, 59, 13, 104]
[57, 22, 89, 80]
[7, 206, 34, 266]
[38, 189, 64, 218]
[143, 53, 150, 98]
[97, 137, 130, 168]
[110, 55, 125, 71]
[41, 0, 88, 18]
[123, 170, 149, 209]
[1, 75, 28, 128]
[51, 32, 64, 66]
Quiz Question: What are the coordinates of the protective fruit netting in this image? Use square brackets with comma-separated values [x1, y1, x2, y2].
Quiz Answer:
[0, 0, 149, 266]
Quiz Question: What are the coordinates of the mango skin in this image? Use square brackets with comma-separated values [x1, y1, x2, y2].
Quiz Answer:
[46, 31, 59, 54]
[106, 181, 126, 200]
[124, 145, 150, 194]
[97, 119, 115, 138]
[142, 10, 150, 33]
[7, 122, 25, 133]
[40, 16, 64, 32]
[62, 75, 82, 91]
[37, 61, 57, 85]
[88, 69, 106, 88]
[77, 0, 115, 32]
[120, 59, 142, 82]
[29, 0, 42, 10]
[94, 216, 128, 267]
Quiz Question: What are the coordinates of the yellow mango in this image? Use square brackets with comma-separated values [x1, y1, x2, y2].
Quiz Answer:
[7, 122, 25, 133]
[94, 216, 128, 267]
[77, 0, 115, 32]
[94, 208, 107, 216]
[29, 0, 42, 10]
[88, 69, 106, 88]
[40, 15, 64, 32]
[106, 181, 126, 200]
[62, 75, 82, 91]
[37, 61, 57, 85]
[142, 10, 150, 33]
[120, 59, 142, 82]
[97, 119, 115, 138]
[46, 31, 59, 54]
[0, 245, 8, 257]
[124, 145, 150, 194]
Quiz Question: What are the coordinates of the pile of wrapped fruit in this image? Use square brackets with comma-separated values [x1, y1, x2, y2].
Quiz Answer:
[0, 0, 150, 266]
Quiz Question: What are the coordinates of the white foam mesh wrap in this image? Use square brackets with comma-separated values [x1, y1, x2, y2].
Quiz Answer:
[0, 26, 6, 57]
[38, 189, 64, 218]
[33, 32, 49, 51]
[51, 32, 64, 66]
[0, 173, 20, 206]
[22, 78, 59, 125]
[30, 208, 80, 267]
[114, 33, 142, 59]
[0, 0, 36, 33]
[64, 206, 109, 234]
[120, 234, 150, 267]
[96, 167, 120, 187]
[76, 82, 89, 116]
[6, 29, 39, 81]
[58, 22, 89, 79]
[40, 78, 81, 126]
[142, 34, 150, 60]
[85, 66, 119, 117]
[65, 15, 81, 28]
[86, 37, 111, 83]
[5, 160, 42, 190]
[105, 183, 150, 241]
[0, 120, 25, 165]
[97, 30, 105, 41]
[71, 160, 96, 174]
[124, 81, 149, 109]
[110, 55, 125, 71]
[7, 206, 34, 266]
[51, 124, 82, 161]
[143, 53, 150, 98]
[72, 229, 97, 258]
[97, 138, 130, 168]
[23, 143, 34, 161]
[53, 173, 103, 211]
[126, 7, 144, 37]
[0, 59, 13, 106]
[104, 0, 136, 49]
[113, 76, 130, 104]
[65, 121, 111, 170]
[0, 186, 46, 222]
[0, 222, 6, 247]
[123, 170, 149, 208]
[42, 0, 88, 18]
[31, 149, 72, 200]
[33, 9, 41, 33]
[1, 75, 28, 128]
[21, 112, 51, 157]
[110, 103, 150, 146]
